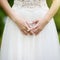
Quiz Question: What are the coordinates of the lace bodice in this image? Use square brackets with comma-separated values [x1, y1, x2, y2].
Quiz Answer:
[14, 0, 47, 8]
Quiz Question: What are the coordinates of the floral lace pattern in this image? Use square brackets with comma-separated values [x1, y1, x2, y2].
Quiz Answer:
[14, 0, 41, 8]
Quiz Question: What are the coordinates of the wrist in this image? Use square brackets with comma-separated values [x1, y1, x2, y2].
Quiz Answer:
[42, 18, 50, 25]
[11, 13, 21, 25]
[38, 17, 49, 23]
[45, 19, 50, 24]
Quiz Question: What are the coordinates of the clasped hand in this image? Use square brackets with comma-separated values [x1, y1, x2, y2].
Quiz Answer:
[19, 18, 47, 35]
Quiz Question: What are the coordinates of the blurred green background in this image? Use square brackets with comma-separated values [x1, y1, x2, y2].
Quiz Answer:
[0, 0, 60, 46]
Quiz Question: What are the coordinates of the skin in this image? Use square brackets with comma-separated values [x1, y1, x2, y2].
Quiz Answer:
[0, 0, 60, 35]
[29, 0, 60, 35]
[0, 0, 32, 35]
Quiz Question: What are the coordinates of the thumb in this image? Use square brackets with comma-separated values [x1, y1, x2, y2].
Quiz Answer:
[25, 21, 31, 29]
[32, 20, 39, 24]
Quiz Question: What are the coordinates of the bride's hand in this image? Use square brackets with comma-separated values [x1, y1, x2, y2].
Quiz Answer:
[15, 18, 33, 35]
[29, 19, 48, 35]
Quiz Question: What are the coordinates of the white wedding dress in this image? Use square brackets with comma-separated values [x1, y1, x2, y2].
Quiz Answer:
[1, 0, 60, 60]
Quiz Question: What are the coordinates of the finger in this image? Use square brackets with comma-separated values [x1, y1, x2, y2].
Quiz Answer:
[33, 28, 38, 33]
[23, 30, 28, 35]
[26, 20, 39, 31]
[35, 31, 40, 35]
[27, 29, 34, 35]
[28, 31, 33, 35]
[34, 29, 41, 35]
[28, 25, 42, 35]
[22, 27, 33, 35]
[32, 20, 39, 24]
[30, 23, 39, 31]
[20, 28, 28, 35]
[25, 21, 31, 31]
[26, 21, 40, 32]
[26, 21, 31, 28]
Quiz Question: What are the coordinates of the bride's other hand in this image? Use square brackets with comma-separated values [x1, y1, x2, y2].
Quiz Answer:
[0, 0, 33, 35]
[16, 18, 33, 35]
[15, 18, 29, 35]
[29, 19, 48, 35]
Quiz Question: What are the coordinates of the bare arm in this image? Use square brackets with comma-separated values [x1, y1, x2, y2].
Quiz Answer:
[44, 0, 60, 23]
[0, 0, 32, 35]
[29, 0, 60, 35]
[0, 0, 20, 23]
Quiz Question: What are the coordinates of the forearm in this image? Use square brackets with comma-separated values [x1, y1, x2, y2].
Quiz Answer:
[43, 0, 60, 23]
[0, 0, 18, 23]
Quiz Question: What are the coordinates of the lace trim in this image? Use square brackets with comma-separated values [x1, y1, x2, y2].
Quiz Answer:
[14, 0, 41, 8]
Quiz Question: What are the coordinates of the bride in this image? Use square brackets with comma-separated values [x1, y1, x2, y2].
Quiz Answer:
[0, 0, 60, 60]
